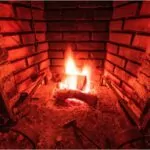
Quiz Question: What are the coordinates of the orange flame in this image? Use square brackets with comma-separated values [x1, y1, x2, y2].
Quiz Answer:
[59, 46, 91, 93]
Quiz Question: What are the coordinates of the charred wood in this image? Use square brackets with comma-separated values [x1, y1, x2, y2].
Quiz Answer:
[53, 89, 98, 107]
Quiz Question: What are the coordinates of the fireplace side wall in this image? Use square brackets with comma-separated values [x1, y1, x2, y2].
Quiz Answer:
[45, 2, 112, 72]
[105, 1, 150, 112]
[0, 1, 50, 92]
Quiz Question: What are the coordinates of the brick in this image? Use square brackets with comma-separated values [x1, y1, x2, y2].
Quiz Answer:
[31, 1, 44, 9]
[140, 59, 150, 77]
[51, 59, 64, 66]
[0, 48, 7, 63]
[37, 42, 49, 52]
[34, 22, 47, 31]
[0, 21, 31, 33]
[17, 78, 32, 92]
[90, 67, 103, 82]
[113, 3, 138, 19]
[49, 42, 65, 50]
[94, 9, 112, 20]
[20, 21, 31, 32]
[105, 60, 115, 72]
[77, 22, 108, 31]
[132, 80, 148, 100]
[11, 59, 26, 72]
[50, 66, 64, 74]
[49, 42, 75, 50]
[39, 59, 50, 70]
[63, 32, 90, 41]
[77, 42, 105, 50]
[122, 82, 134, 94]
[124, 18, 150, 32]
[22, 34, 35, 44]
[62, 9, 93, 20]
[1, 35, 20, 48]
[28, 52, 48, 66]
[48, 22, 107, 32]
[0, 3, 14, 17]
[8, 46, 35, 61]
[110, 20, 123, 31]
[132, 35, 150, 50]
[106, 53, 125, 68]
[16, 7, 31, 19]
[104, 70, 120, 85]
[114, 67, 131, 82]
[73, 52, 88, 59]
[119, 47, 144, 63]
[49, 51, 63, 58]
[106, 43, 118, 54]
[0, 21, 18, 32]
[77, 59, 103, 67]
[47, 33, 62, 41]
[32, 9, 44, 20]
[89, 52, 106, 59]
[92, 32, 108, 41]
[36, 33, 46, 42]
[15, 66, 37, 84]
[138, 73, 150, 90]
[109, 33, 132, 45]
[126, 61, 140, 75]
[140, 1, 150, 15]
[46, 10, 62, 20]
[48, 22, 77, 31]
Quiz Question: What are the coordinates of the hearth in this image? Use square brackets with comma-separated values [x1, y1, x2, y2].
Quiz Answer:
[0, 1, 150, 149]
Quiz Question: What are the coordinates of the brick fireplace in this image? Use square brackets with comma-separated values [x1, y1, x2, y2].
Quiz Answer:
[45, 1, 111, 71]
[0, 1, 149, 149]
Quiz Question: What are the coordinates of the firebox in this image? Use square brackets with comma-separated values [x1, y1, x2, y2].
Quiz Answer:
[0, 1, 149, 149]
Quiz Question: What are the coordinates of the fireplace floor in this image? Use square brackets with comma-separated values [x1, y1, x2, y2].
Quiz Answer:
[0, 81, 136, 149]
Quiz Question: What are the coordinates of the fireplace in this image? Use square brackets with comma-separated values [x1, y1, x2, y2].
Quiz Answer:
[0, 1, 149, 149]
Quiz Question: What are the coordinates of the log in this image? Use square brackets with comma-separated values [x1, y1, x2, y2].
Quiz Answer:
[65, 74, 87, 90]
[53, 89, 98, 107]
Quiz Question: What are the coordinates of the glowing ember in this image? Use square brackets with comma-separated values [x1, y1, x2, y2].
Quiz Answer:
[66, 98, 85, 105]
[59, 46, 91, 93]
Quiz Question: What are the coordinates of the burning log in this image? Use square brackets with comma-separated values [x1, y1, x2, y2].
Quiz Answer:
[65, 74, 87, 90]
[53, 89, 98, 107]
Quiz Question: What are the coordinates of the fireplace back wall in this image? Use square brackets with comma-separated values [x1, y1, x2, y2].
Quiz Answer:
[45, 1, 112, 72]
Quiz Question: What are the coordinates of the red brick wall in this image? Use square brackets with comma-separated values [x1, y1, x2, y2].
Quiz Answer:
[1, 1, 149, 116]
[0, 1, 49, 92]
[45, 1, 112, 71]
[105, 1, 150, 112]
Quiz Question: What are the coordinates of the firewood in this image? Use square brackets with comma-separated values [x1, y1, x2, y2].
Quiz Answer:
[53, 89, 98, 107]
[65, 75, 87, 90]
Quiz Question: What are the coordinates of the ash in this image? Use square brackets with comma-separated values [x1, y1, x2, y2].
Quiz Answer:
[0, 84, 132, 149]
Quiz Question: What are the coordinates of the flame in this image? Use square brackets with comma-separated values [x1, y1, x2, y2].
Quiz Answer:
[59, 46, 91, 93]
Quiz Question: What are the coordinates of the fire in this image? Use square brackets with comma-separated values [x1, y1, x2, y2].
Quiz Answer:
[59, 46, 91, 93]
